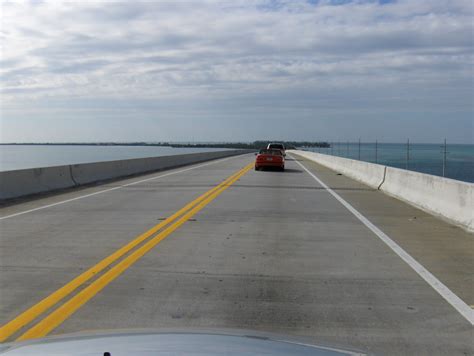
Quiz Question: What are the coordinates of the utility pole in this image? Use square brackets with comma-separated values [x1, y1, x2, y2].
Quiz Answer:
[406, 139, 410, 170]
[375, 139, 378, 164]
[442, 138, 447, 177]
[358, 138, 361, 160]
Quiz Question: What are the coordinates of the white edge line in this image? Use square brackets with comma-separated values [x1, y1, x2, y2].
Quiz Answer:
[291, 154, 474, 326]
[0, 154, 247, 221]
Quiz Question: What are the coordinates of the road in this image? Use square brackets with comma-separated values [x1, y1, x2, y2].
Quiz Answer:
[0, 153, 473, 355]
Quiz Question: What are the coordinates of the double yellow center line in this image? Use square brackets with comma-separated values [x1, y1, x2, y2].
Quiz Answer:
[0, 162, 253, 342]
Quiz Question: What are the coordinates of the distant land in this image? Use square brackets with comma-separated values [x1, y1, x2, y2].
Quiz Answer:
[0, 141, 331, 149]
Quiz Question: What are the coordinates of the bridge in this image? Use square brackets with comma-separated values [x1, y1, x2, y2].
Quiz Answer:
[0, 152, 473, 354]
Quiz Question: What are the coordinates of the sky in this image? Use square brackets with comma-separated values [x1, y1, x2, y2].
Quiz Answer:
[0, 0, 473, 143]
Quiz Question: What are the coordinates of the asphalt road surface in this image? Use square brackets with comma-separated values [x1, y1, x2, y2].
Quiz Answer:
[1, 153, 472, 355]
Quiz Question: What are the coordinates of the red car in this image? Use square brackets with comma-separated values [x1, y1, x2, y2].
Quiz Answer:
[255, 149, 285, 171]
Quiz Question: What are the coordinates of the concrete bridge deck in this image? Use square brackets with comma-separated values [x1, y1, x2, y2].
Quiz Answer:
[0, 153, 472, 355]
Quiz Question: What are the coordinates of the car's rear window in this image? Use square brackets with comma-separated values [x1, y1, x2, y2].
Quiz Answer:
[259, 149, 282, 155]
[268, 144, 284, 150]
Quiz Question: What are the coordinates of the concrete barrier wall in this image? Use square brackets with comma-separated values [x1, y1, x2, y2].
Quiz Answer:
[0, 150, 251, 201]
[70, 150, 250, 185]
[0, 166, 75, 201]
[292, 150, 386, 188]
[291, 150, 473, 232]
[381, 166, 473, 232]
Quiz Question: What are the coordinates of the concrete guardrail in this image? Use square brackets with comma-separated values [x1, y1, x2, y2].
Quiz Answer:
[0, 150, 252, 201]
[291, 150, 473, 232]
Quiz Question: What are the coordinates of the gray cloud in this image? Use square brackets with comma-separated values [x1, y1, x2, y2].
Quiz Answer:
[0, 0, 473, 142]
[47, 59, 112, 74]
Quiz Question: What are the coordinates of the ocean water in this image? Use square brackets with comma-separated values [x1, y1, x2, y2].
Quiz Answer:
[0, 145, 232, 172]
[1, 144, 472, 183]
[304, 143, 473, 183]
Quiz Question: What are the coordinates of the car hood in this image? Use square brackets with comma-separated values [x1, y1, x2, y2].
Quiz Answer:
[0, 329, 366, 355]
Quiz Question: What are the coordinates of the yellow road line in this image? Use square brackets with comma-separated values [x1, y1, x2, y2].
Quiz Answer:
[0, 163, 250, 342]
[17, 163, 252, 341]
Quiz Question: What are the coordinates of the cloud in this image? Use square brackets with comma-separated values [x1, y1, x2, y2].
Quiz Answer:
[0, 0, 472, 142]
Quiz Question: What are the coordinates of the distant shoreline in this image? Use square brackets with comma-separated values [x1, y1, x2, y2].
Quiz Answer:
[2, 142, 471, 147]
[0, 141, 331, 149]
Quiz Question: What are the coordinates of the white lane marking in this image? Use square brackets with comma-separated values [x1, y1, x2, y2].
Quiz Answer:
[292, 154, 474, 326]
[0, 154, 248, 220]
